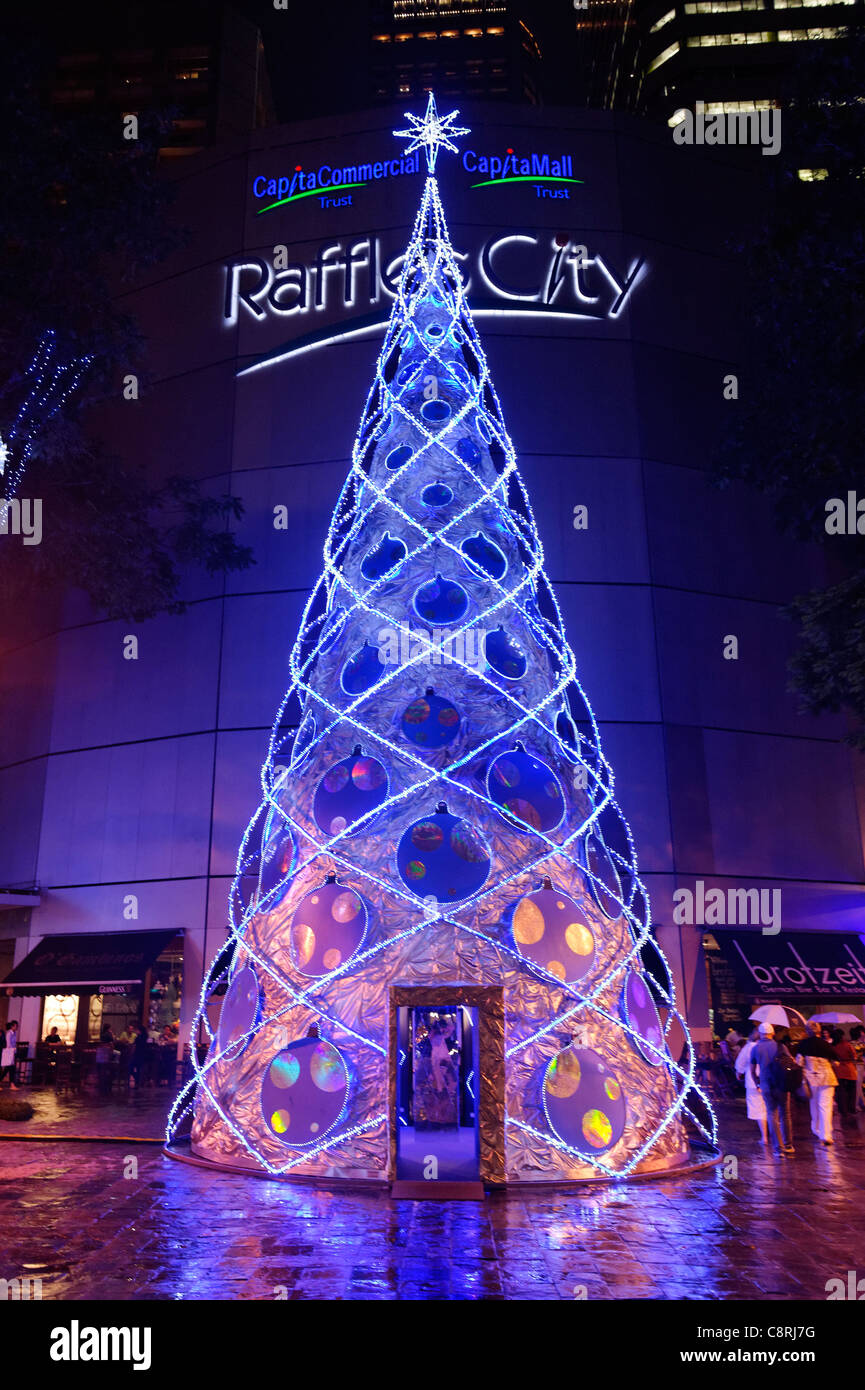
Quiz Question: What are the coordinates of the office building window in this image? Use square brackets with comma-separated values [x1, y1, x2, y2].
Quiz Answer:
[684, 0, 764, 10]
[686, 29, 775, 42]
[777, 25, 844, 36]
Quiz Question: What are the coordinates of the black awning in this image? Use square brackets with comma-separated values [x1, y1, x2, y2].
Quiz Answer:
[705, 929, 865, 1003]
[2, 929, 180, 996]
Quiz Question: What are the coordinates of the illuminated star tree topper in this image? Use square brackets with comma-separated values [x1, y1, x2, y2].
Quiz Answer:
[393, 91, 470, 173]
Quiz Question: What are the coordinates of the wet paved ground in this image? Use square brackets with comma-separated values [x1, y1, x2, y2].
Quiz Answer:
[1, 1086, 864, 1300]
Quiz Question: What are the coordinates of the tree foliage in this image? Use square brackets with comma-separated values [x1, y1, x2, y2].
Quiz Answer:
[0, 35, 253, 622]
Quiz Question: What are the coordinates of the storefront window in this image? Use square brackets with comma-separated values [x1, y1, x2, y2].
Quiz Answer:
[42, 994, 79, 1044]
[148, 944, 183, 1045]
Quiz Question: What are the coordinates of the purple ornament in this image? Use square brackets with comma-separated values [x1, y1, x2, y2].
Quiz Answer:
[259, 811, 295, 906]
[397, 807, 490, 901]
[313, 750, 389, 836]
[488, 747, 565, 833]
[584, 831, 623, 920]
[401, 689, 460, 748]
[261, 1038, 349, 1146]
[622, 970, 666, 1067]
[217, 965, 261, 1058]
[288, 880, 367, 977]
[510, 885, 596, 985]
[543, 1046, 627, 1156]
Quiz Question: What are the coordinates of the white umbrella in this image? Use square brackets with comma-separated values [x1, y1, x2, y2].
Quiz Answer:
[749, 1005, 790, 1026]
[808, 1011, 860, 1025]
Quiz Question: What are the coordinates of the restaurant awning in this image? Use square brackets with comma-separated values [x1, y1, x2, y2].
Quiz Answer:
[704, 929, 865, 1004]
[2, 929, 181, 996]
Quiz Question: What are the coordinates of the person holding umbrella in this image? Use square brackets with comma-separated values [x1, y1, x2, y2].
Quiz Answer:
[796, 1019, 840, 1145]
[750, 1023, 795, 1154]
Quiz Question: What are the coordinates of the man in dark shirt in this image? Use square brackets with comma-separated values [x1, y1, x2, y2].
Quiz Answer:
[751, 1023, 794, 1153]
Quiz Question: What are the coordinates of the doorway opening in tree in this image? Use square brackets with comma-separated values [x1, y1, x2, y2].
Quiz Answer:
[396, 1004, 480, 1180]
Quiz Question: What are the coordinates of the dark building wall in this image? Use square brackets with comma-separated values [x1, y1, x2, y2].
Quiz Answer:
[1, 104, 862, 1045]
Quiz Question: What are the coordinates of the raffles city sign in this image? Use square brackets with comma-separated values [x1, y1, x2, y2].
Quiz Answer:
[222, 230, 648, 368]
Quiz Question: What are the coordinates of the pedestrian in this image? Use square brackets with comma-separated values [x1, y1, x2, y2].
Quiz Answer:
[94, 1025, 114, 1096]
[850, 1024, 865, 1112]
[0, 1020, 20, 1089]
[129, 1024, 149, 1088]
[796, 1020, 840, 1145]
[735, 1026, 768, 1144]
[750, 1022, 795, 1154]
[831, 1027, 858, 1121]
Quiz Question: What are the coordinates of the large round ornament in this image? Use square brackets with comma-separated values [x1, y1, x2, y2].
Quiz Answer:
[487, 746, 565, 833]
[461, 531, 507, 581]
[510, 885, 596, 984]
[217, 964, 261, 1059]
[341, 641, 386, 696]
[288, 880, 367, 977]
[313, 750, 389, 836]
[597, 802, 637, 908]
[622, 970, 666, 1067]
[421, 480, 453, 508]
[397, 807, 490, 901]
[584, 831, 624, 920]
[413, 573, 469, 624]
[484, 626, 527, 680]
[361, 532, 406, 581]
[261, 1038, 349, 1146]
[543, 1046, 627, 1157]
[290, 710, 317, 769]
[258, 811, 295, 906]
[400, 689, 460, 749]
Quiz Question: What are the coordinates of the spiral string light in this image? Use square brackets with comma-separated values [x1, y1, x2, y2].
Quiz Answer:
[168, 94, 716, 1177]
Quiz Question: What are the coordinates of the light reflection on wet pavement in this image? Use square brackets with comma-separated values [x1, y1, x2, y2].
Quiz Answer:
[1, 1091, 863, 1300]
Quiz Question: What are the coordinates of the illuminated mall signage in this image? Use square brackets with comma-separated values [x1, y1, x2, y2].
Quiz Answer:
[253, 154, 422, 213]
[224, 231, 646, 340]
[252, 149, 579, 213]
[462, 150, 579, 189]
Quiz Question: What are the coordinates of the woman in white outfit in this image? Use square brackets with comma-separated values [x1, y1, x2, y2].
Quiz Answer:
[735, 1028, 768, 1143]
[796, 1020, 839, 1145]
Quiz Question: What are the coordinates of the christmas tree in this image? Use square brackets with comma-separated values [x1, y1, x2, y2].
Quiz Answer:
[169, 97, 715, 1182]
